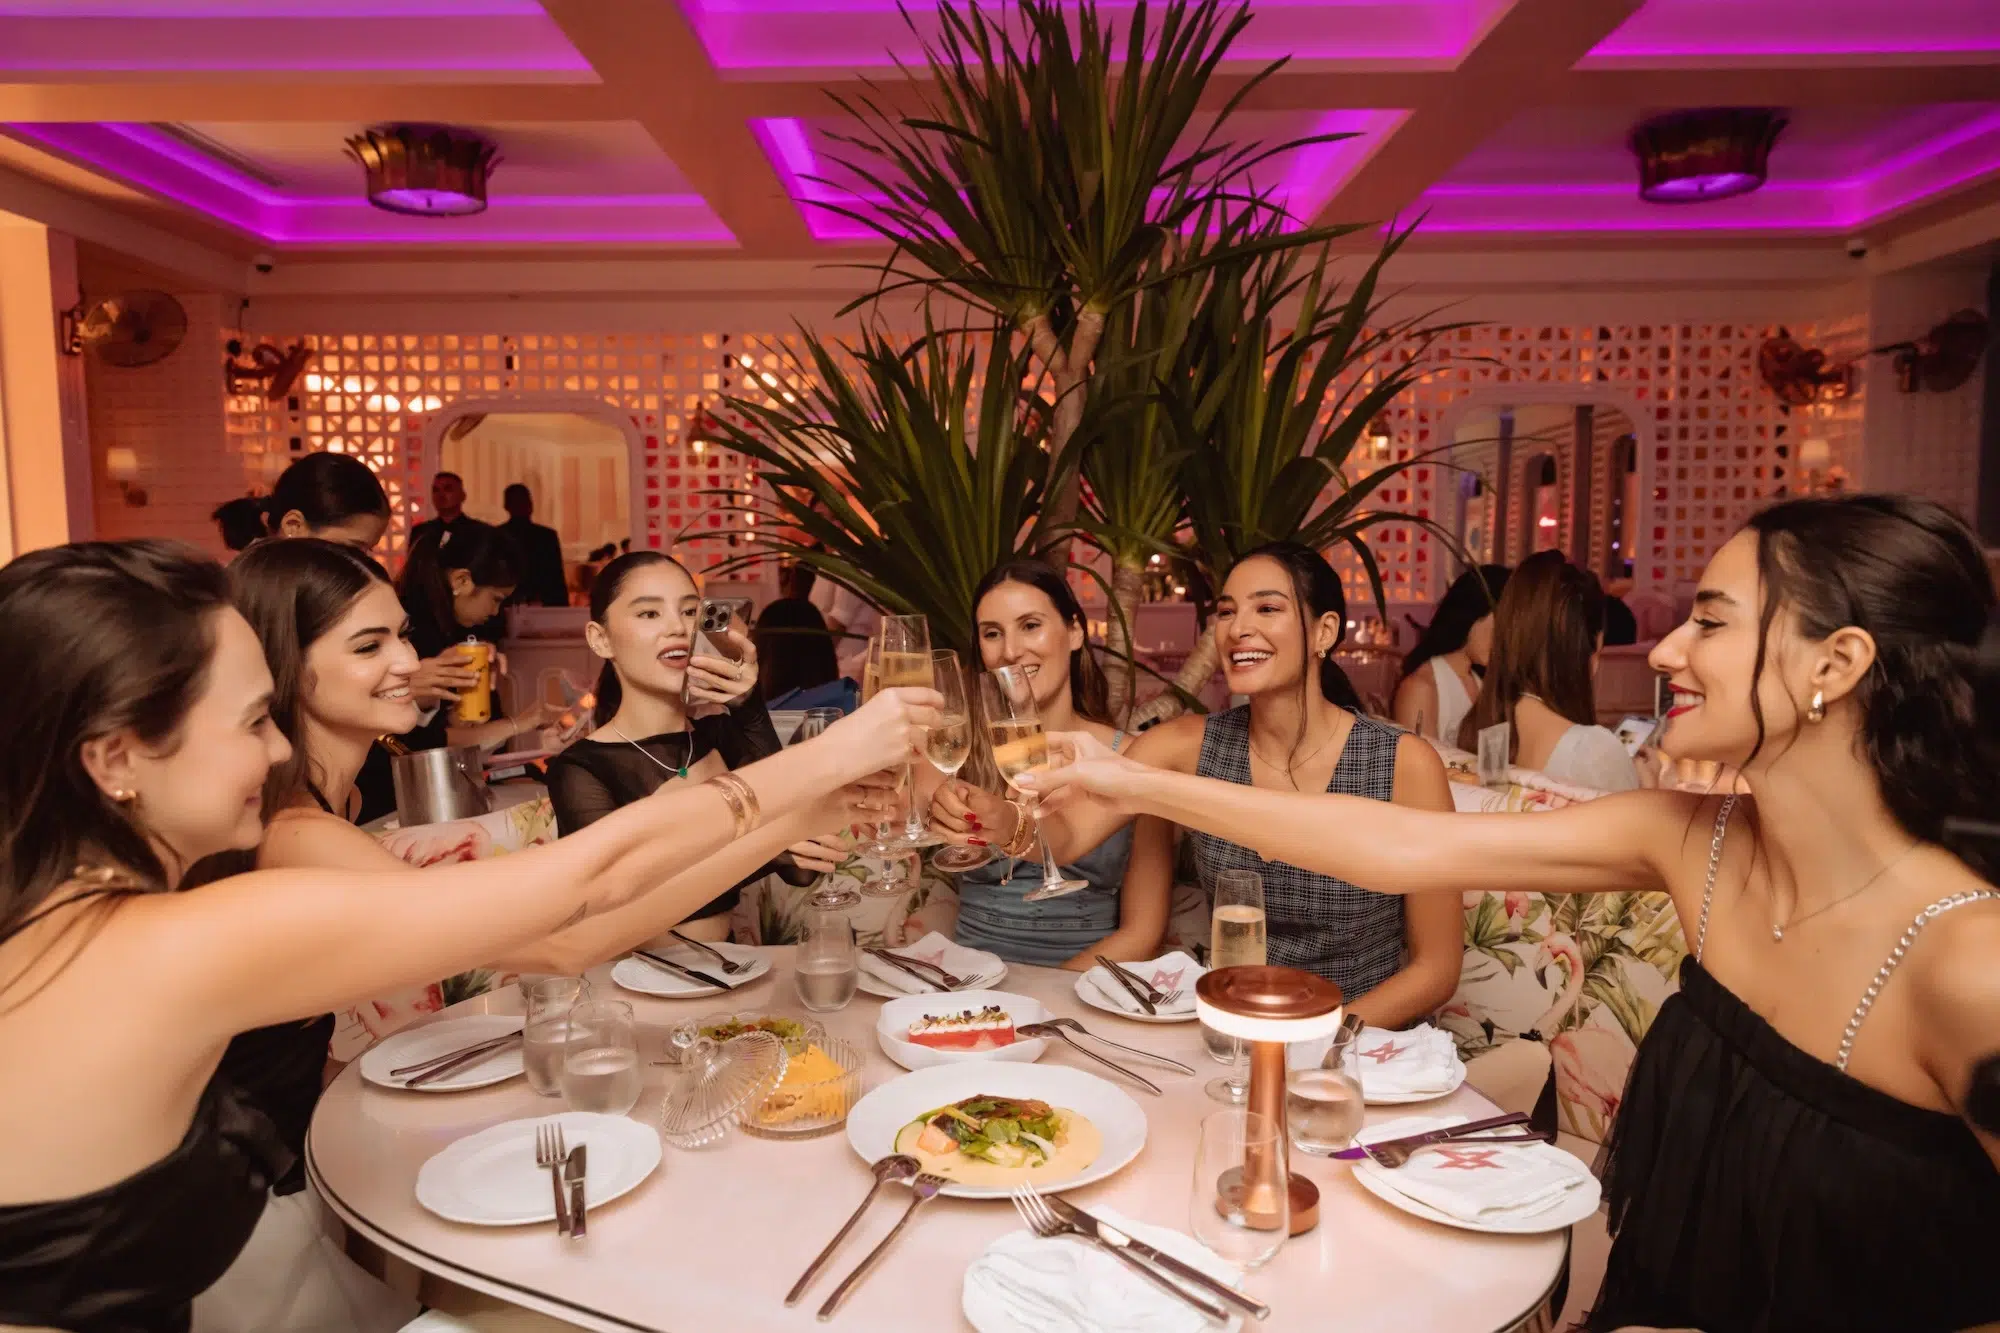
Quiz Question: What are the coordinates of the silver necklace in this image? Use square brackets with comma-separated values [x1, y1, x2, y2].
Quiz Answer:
[1771, 840, 1922, 942]
[597, 720, 695, 780]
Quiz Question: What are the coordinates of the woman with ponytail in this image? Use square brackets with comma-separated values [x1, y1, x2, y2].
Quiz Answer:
[543, 552, 846, 940]
[1027, 494, 2000, 1333]
[1054, 542, 1463, 1023]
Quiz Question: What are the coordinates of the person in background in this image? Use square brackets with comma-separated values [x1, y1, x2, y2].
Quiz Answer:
[499, 482, 570, 608]
[1393, 563, 1510, 744]
[810, 572, 883, 679]
[1025, 493, 2000, 1333]
[1458, 550, 1640, 792]
[262, 452, 391, 550]
[927, 559, 1141, 968]
[755, 596, 842, 704]
[1602, 575, 1641, 646]
[407, 470, 468, 548]
[546, 552, 848, 942]
[211, 497, 266, 554]
[1054, 542, 1462, 1023]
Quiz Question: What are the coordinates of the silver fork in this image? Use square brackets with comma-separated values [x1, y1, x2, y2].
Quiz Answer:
[1010, 1186, 1229, 1325]
[534, 1121, 571, 1237]
[670, 928, 749, 975]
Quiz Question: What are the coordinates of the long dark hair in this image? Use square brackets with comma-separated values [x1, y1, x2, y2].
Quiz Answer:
[1234, 542, 1363, 713]
[755, 597, 840, 701]
[1402, 564, 1511, 682]
[1742, 494, 1999, 881]
[264, 452, 389, 535]
[588, 550, 693, 725]
[972, 559, 1113, 726]
[0, 541, 235, 956]
[397, 519, 520, 633]
[1457, 550, 1603, 755]
[228, 538, 394, 816]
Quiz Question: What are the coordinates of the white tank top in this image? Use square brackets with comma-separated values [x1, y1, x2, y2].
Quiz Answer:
[1428, 656, 1475, 745]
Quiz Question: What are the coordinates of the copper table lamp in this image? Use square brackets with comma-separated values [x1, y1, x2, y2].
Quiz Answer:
[1195, 965, 1344, 1237]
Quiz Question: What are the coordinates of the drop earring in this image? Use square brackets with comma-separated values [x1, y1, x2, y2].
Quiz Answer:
[1807, 689, 1826, 723]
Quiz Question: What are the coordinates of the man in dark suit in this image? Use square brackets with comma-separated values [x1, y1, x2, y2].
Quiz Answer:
[501, 483, 571, 607]
[408, 470, 469, 549]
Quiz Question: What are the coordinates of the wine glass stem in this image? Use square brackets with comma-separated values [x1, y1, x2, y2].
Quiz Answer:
[1229, 1040, 1249, 1095]
[1028, 798, 1065, 885]
[902, 762, 924, 838]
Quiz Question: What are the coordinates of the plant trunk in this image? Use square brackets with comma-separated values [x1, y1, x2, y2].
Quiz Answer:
[1034, 307, 1105, 567]
[1103, 557, 1146, 723]
[1128, 622, 1220, 727]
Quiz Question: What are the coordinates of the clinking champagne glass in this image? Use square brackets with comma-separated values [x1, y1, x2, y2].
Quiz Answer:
[792, 707, 859, 910]
[862, 615, 940, 854]
[1206, 868, 1268, 1104]
[927, 650, 993, 874]
[978, 665, 1088, 901]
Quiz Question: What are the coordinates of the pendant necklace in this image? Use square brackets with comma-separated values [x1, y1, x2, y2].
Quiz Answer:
[597, 720, 695, 780]
[1770, 840, 1921, 942]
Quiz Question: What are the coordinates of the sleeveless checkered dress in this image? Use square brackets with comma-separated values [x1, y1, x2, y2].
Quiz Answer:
[1188, 706, 1407, 1000]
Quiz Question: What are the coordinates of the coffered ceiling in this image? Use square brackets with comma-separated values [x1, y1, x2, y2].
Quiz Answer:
[0, 0, 1995, 262]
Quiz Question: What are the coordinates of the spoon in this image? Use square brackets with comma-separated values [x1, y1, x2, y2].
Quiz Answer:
[786, 1154, 920, 1305]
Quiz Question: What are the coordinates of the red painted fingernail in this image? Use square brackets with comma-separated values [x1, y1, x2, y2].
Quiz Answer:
[967, 816, 982, 830]
[968, 838, 988, 847]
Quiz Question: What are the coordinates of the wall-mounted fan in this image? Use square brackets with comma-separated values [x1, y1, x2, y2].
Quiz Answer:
[1757, 334, 1854, 407]
[78, 291, 188, 368]
[1874, 309, 1989, 394]
[224, 338, 314, 402]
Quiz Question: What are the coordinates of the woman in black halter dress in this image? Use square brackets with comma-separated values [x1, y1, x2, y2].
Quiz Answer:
[1027, 494, 2000, 1332]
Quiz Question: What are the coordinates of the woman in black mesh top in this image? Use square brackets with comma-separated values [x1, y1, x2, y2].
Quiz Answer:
[545, 552, 850, 940]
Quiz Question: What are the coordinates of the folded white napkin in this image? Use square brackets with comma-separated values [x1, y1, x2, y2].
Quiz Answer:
[1352, 1024, 1463, 1097]
[858, 932, 1001, 995]
[962, 1207, 1244, 1333]
[1081, 952, 1203, 1016]
[1358, 1115, 1588, 1223]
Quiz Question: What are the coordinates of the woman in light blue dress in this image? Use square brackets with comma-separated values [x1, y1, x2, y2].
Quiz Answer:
[928, 561, 1152, 968]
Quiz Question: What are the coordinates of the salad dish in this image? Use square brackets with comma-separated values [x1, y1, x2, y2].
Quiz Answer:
[893, 1094, 1102, 1188]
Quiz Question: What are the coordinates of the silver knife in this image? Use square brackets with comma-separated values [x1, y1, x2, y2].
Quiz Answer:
[1094, 954, 1157, 1016]
[1047, 1197, 1271, 1320]
[633, 948, 730, 991]
[863, 949, 948, 992]
[564, 1144, 587, 1240]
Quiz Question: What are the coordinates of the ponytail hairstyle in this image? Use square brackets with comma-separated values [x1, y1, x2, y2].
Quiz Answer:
[264, 452, 389, 538]
[971, 559, 1113, 726]
[1401, 564, 1511, 682]
[0, 541, 234, 963]
[396, 519, 521, 632]
[1742, 493, 1999, 882]
[1457, 550, 1602, 756]
[1236, 541, 1363, 714]
[227, 537, 395, 816]
[587, 550, 694, 725]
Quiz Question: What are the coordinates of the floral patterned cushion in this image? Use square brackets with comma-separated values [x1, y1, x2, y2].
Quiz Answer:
[1432, 763, 1689, 1147]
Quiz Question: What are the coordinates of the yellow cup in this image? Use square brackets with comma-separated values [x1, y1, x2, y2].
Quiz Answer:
[453, 640, 493, 724]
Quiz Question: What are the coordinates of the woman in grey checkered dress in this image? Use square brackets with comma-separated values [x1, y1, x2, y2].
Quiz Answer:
[1107, 543, 1464, 1027]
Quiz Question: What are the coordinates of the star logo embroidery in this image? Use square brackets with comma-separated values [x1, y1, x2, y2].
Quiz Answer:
[1359, 1040, 1404, 1065]
[1433, 1147, 1503, 1171]
[1151, 967, 1185, 990]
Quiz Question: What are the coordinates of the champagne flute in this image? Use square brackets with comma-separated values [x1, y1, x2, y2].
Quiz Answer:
[1205, 868, 1267, 1104]
[863, 616, 939, 854]
[792, 707, 859, 910]
[977, 666, 1087, 900]
[927, 650, 994, 874]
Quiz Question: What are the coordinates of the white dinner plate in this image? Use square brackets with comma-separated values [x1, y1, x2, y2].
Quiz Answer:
[857, 949, 1006, 999]
[1351, 1145, 1601, 1235]
[415, 1112, 662, 1226]
[358, 1014, 524, 1093]
[610, 941, 771, 998]
[1072, 975, 1198, 1025]
[846, 1063, 1147, 1200]
[875, 990, 1051, 1071]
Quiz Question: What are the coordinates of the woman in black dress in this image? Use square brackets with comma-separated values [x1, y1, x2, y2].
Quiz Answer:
[546, 552, 849, 941]
[0, 539, 936, 1331]
[1029, 494, 2000, 1333]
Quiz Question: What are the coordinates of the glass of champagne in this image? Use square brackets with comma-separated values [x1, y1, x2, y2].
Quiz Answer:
[927, 650, 993, 874]
[1205, 868, 1268, 1104]
[791, 707, 859, 909]
[863, 616, 941, 854]
[794, 900, 860, 1012]
[1288, 1021, 1365, 1155]
[560, 999, 642, 1116]
[521, 975, 587, 1097]
[977, 666, 1087, 900]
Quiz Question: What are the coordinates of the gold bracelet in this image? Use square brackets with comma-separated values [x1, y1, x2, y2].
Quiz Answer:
[705, 773, 752, 839]
[1004, 799, 1037, 857]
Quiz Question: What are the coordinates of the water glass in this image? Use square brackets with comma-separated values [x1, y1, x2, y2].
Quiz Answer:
[793, 707, 844, 744]
[794, 904, 859, 1012]
[560, 999, 643, 1115]
[1190, 1109, 1289, 1271]
[1288, 1025, 1365, 1155]
[521, 975, 588, 1097]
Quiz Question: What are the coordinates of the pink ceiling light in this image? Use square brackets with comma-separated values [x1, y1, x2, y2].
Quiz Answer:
[1631, 108, 1787, 203]
[345, 124, 499, 216]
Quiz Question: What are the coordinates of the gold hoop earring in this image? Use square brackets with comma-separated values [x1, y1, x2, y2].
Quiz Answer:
[110, 788, 135, 804]
[1807, 689, 1826, 723]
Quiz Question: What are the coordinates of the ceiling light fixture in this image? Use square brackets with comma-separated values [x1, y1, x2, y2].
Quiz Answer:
[345, 124, 499, 217]
[1630, 108, 1786, 204]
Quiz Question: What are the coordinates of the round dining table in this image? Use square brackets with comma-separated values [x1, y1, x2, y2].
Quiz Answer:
[308, 950, 1570, 1333]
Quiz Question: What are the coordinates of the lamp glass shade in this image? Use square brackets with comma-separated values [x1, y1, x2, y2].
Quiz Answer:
[1196, 966, 1344, 1044]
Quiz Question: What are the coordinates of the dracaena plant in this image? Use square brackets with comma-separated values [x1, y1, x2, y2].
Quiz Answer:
[691, 315, 1070, 659]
